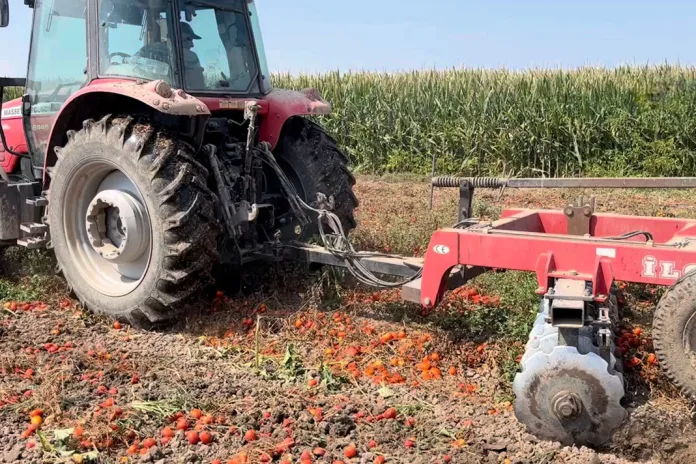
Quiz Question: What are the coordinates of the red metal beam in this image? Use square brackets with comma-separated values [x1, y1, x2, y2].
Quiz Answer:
[420, 209, 696, 308]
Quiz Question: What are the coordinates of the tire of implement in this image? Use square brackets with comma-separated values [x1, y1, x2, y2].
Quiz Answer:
[653, 270, 696, 402]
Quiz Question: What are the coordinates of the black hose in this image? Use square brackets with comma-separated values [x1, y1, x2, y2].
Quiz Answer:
[601, 230, 654, 242]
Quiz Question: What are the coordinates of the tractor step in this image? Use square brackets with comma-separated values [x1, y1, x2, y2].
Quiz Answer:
[19, 220, 49, 249]
[26, 196, 48, 207]
[17, 237, 49, 249]
[20, 222, 48, 234]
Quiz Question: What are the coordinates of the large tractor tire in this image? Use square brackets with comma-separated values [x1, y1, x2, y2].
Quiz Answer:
[653, 271, 696, 401]
[48, 115, 220, 328]
[275, 117, 358, 238]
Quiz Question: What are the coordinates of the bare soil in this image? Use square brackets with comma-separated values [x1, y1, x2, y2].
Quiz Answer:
[1, 177, 696, 464]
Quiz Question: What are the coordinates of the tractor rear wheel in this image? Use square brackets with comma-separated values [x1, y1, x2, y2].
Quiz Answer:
[274, 117, 358, 238]
[653, 271, 696, 401]
[48, 115, 219, 328]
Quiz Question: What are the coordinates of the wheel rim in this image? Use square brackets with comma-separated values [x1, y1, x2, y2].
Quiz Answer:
[683, 312, 696, 369]
[61, 160, 152, 297]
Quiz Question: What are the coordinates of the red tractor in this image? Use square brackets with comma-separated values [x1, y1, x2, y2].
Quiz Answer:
[0, 0, 357, 328]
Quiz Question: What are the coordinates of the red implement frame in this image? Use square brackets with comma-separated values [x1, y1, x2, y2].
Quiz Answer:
[420, 209, 696, 308]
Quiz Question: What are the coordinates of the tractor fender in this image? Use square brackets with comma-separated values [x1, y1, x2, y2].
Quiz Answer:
[257, 88, 332, 150]
[45, 79, 210, 176]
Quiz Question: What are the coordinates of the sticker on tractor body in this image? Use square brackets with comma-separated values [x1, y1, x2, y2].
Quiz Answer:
[596, 248, 616, 258]
[433, 245, 450, 255]
[1, 107, 21, 119]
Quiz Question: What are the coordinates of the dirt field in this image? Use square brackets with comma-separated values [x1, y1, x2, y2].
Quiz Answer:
[2, 177, 696, 464]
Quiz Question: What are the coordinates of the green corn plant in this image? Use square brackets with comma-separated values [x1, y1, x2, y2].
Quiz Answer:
[274, 65, 696, 177]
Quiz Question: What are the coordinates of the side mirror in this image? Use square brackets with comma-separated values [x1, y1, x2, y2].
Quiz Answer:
[0, 0, 9, 28]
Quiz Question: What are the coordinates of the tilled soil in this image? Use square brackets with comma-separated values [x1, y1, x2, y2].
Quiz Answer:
[1, 178, 696, 464]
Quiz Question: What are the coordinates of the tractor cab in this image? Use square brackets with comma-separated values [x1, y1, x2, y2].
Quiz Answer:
[24, 0, 268, 95]
[1, 0, 270, 171]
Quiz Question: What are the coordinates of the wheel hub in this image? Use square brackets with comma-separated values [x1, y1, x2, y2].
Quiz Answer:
[552, 391, 583, 419]
[85, 189, 150, 263]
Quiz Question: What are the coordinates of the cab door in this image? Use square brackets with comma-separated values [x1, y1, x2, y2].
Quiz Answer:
[23, 0, 89, 169]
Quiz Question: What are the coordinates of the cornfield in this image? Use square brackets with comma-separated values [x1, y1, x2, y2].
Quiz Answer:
[275, 65, 696, 177]
[1, 86, 22, 102]
[6, 65, 696, 176]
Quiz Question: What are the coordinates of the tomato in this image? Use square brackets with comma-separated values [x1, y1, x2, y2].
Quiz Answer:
[185, 431, 199, 445]
[344, 445, 357, 458]
[382, 407, 397, 420]
[199, 431, 213, 445]
[244, 429, 257, 442]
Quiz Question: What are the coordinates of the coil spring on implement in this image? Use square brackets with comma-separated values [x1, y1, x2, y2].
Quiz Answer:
[431, 176, 507, 189]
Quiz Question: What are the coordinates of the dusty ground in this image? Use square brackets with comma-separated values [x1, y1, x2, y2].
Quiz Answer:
[2, 177, 696, 464]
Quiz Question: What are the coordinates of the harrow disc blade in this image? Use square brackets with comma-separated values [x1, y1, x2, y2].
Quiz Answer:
[513, 346, 626, 446]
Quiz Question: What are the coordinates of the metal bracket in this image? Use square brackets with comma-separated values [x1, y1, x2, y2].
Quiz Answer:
[231, 201, 259, 227]
[564, 196, 595, 236]
[27, 196, 48, 207]
[549, 279, 587, 328]
[459, 180, 474, 222]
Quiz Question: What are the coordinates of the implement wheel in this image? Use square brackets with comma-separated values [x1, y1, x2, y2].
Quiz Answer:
[653, 271, 696, 400]
[48, 115, 219, 328]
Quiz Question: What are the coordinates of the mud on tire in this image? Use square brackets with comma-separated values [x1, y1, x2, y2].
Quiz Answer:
[274, 117, 359, 237]
[48, 115, 220, 328]
[653, 270, 696, 401]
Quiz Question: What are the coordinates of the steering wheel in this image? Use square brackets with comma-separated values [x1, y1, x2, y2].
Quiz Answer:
[109, 52, 131, 65]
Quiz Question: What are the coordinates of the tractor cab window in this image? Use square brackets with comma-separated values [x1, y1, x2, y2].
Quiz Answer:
[25, 0, 88, 161]
[98, 0, 179, 85]
[180, 0, 258, 92]
[27, 0, 88, 107]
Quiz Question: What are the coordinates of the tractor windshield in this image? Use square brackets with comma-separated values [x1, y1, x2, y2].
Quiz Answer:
[179, 0, 259, 92]
[98, 0, 263, 93]
[98, 0, 179, 84]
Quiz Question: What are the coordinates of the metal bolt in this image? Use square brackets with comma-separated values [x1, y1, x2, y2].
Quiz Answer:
[153, 99, 160, 106]
[552, 391, 583, 419]
[564, 207, 574, 217]
[153, 81, 173, 99]
[294, 225, 302, 236]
